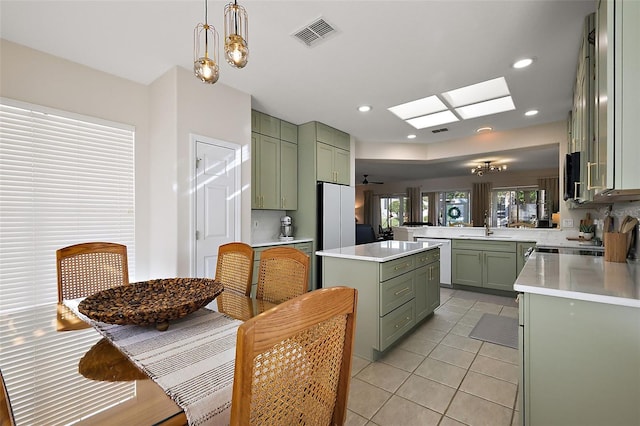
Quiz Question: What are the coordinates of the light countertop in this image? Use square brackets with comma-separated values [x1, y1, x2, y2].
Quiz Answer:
[514, 252, 640, 308]
[251, 237, 313, 248]
[316, 240, 441, 262]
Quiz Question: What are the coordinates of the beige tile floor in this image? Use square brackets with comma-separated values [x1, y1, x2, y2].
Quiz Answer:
[346, 288, 521, 426]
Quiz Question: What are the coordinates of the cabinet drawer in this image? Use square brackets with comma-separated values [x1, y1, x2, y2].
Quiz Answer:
[380, 301, 415, 351]
[380, 272, 415, 316]
[452, 239, 516, 253]
[294, 242, 312, 253]
[380, 255, 415, 282]
[415, 249, 440, 267]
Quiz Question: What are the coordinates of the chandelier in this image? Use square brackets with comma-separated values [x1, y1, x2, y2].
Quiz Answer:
[224, 0, 249, 68]
[471, 161, 507, 176]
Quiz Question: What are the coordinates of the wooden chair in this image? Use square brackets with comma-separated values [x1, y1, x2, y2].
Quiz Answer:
[56, 242, 129, 303]
[214, 242, 255, 296]
[256, 247, 310, 304]
[230, 286, 358, 425]
[1, 369, 16, 426]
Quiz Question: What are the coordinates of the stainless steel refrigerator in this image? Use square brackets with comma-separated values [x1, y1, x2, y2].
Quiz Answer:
[317, 182, 355, 285]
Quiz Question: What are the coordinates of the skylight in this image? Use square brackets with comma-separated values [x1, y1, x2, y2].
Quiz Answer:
[387, 76, 516, 130]
[388, 96, 447, 120]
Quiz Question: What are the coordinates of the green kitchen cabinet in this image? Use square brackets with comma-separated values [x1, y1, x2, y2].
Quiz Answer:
[516, 241, 536, 275]
[280, 141, 298, 210]
[252, 132, 280, 209]
[452, 239, 517, 292]
[415, 249, 441, 322]
[321, 248, 440, 361]
[519, 292, 640, 425]
[251, 111, 298, 210]
[316, 142, 350, 185]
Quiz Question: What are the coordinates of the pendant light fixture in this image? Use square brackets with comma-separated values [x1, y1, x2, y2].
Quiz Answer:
[194, 0, 220, 84]
[224, 0, 249, 68]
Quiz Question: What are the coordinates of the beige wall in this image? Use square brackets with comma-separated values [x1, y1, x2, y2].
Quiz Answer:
[1, 39, 252, 278]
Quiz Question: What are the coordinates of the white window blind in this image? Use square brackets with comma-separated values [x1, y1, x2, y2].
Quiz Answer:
[0, 98, 136, 425]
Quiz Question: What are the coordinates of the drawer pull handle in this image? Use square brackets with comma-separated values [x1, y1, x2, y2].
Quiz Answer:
[394, 262, 411, 271]
[395, 317, 412, 328]
[394, 287, 410, 296]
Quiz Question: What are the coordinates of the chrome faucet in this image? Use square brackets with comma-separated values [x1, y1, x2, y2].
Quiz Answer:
[484, 211, 493, 236]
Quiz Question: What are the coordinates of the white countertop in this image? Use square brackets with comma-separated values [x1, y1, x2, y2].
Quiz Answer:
[316, 240, 441, 262]
[251, 237, 313, 248]
[514, 252, 640, 308]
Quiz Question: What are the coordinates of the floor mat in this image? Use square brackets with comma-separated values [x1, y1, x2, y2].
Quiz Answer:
[469, 313, 518, 349]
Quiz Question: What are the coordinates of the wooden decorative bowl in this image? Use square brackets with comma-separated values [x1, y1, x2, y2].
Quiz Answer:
[78, 278, 223, 331]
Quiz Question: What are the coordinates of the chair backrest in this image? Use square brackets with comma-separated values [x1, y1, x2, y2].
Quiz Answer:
[214, 242, 255, 296]
[256, 247, 309, 304]
[230, 286, 358, 426]
[56, 242, 129, 302]
[1, 369, 16, 426]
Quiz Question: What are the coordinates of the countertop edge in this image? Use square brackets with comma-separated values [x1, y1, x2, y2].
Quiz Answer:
[251, 238, 313, 248]
[316, 244, 440, 263]
[513, 283, 640, 308]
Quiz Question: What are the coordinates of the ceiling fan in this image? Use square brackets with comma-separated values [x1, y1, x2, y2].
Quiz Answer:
[362, 174, 384, 185]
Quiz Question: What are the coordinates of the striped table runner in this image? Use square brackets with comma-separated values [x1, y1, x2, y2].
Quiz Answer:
[65, 299, 242, 426]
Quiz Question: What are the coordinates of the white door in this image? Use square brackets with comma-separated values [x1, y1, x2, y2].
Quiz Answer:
[195, 138, 241, 277]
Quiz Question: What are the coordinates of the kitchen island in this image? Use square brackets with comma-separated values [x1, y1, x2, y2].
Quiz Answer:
[317, 240, 442, 361]
[514, 252, 640, 425]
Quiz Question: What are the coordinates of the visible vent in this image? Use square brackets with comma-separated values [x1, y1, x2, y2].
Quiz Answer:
[293, 17, 337, 47]
[432, 128, 449, 134]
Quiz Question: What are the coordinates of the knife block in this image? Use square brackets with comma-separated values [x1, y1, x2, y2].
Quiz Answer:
[604, 232, 628, 262]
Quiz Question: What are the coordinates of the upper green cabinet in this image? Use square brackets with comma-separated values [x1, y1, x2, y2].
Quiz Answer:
[251, 110, 298, 210]
[312, 122, 350, 185]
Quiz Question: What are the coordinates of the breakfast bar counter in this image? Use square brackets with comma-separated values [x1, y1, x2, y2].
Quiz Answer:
[317, 241, 441, 360]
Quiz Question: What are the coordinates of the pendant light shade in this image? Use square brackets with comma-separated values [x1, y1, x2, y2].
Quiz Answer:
[224, 1, 249, 68]
[194, 0, 220, 84]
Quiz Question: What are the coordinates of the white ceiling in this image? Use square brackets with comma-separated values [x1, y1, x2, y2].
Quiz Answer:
[0, 0, 596, 182]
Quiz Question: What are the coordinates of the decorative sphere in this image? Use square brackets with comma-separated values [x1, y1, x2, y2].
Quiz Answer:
[225, 35, 249, 68]
[194, 57, 219, 84]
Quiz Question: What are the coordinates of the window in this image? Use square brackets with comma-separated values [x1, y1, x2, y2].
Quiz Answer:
[0, 98, 136, 425]
[492, 187, 539, 227]
[439, 191, 471, 226]
[380, 195, 408, 229]
[421, 195, 429, 222]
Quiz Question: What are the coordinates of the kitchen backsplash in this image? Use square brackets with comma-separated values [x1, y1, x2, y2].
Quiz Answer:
[251, 209, 286, 243]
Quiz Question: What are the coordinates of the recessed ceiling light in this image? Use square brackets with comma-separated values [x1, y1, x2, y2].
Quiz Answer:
[476, 126, 493, 133]
[388, 96, 447, 120]
[525, 109, 539, 116]
[406, 110, 459, 129]
[407, 134, 416, 139]
[455, 96, 516, 120]
[358, 105, 372, 112]
[513, 58, 533, 69]
[441, 77, 511, 108]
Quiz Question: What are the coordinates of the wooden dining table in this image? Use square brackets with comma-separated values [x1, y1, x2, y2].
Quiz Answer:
[0, 291, 278, 426]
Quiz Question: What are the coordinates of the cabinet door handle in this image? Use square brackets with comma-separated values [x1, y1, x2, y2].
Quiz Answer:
[394, 262, 411, 271]
[587, 161, 604, 190]
[395, 316, 412, 328]
[281, 197, 285, 208]
[394, 287, 411, 296]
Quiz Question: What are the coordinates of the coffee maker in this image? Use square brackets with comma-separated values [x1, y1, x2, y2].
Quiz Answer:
[279, 215, 294, 241]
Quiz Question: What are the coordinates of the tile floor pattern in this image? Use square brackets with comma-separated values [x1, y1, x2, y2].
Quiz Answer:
[346, 288, 521, 426]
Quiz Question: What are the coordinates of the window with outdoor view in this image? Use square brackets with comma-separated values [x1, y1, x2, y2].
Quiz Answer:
[492, 187, 539, 227]
[380, 195, 408, 230]
[438, 191, 471, 226]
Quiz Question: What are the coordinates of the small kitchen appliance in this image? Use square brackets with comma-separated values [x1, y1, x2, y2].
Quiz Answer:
[279, 215, 294, 241]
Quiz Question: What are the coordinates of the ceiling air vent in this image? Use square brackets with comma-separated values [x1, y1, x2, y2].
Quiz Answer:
[293, 17, 337, 47]
[432, 128, 449, 134]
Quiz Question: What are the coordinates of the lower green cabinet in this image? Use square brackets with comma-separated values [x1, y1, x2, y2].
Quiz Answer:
[517, 241, 536, 275]
[452, 239, 518, 291]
